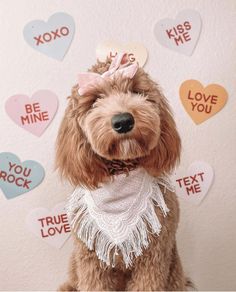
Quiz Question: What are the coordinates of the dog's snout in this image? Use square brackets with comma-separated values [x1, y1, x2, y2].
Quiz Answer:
[111, 112, 135, 134]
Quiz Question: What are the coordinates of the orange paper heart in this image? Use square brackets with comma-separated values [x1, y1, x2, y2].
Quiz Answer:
[179, 80, 228, 124]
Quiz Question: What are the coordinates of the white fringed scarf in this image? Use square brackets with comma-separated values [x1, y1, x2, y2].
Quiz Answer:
[66, 168, 174, 268]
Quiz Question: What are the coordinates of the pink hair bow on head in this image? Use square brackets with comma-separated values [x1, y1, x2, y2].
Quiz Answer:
[78, 53, 139, 95]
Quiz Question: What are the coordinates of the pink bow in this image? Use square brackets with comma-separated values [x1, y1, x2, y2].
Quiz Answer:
[78, 53, 139, 95]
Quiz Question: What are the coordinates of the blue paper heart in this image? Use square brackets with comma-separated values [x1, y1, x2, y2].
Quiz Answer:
[0, 152, 45, 199]
[23, 12, 75, 61]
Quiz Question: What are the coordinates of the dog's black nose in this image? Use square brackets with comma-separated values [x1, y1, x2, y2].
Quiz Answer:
[111, 112, 135, 134]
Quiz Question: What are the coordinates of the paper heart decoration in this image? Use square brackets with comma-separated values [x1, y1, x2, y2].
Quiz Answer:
[96, 40, 148, 67]
[0, 152, 45, 199]
[154, 9, 201, 56]
[23, 12, 75, 60]
[5, 90, 58, 136]
[174, 161, 214, 205]
[179, 80, 228, 124]
[26, 202, 71, 249]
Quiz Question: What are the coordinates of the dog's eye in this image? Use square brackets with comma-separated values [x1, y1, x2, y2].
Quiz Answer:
[146, 98, 156, 104]
[91, 102, 98, 108]
[91, 95, 104, 108]
[97, 94, 106, 99]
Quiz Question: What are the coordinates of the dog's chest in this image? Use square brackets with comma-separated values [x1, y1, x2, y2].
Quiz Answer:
[67, 168, 174, 267]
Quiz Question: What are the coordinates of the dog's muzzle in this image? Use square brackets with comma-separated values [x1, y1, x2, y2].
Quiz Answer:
[111, 112, 134, 134]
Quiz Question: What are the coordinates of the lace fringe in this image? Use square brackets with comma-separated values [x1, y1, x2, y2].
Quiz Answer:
[66, 179, 170, 268]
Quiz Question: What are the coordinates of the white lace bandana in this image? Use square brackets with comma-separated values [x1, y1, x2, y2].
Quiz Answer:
[66, 168, 174, 268]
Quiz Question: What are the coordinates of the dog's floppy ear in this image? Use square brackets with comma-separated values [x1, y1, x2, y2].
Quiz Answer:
[141, 97, 181, 176]
[133, 70, 181, 176]
[143, 96, 181, 176]
[55, 86, 108, 189]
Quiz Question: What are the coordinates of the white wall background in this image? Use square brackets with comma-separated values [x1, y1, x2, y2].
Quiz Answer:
[0, 0, 236, 290]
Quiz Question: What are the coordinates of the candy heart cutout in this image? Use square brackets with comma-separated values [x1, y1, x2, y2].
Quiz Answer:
[0, 152, 45, 199]
[5, 90, 58, 136]
[23, 12, 75, 60]
[154, 9, 201, 56]
[174, 161, 214, 205]
[25, 202, 71, 249]
[96, 40, 148, 67]
[179, 80, 228, 124]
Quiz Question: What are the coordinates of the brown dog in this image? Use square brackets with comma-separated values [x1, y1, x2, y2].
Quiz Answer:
[56, 54, 187, 291]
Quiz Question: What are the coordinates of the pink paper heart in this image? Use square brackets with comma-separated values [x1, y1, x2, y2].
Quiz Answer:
[25, 202, 71, 249]
[5, 90, 58, 137]
[174, 161, 214, 205]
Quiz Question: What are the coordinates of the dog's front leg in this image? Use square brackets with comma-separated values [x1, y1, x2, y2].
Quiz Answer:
[125, 254, 168, 290]
[166, 242, 186, 291]
[125, 235, 174, 291]
[64, 239, 121, 291]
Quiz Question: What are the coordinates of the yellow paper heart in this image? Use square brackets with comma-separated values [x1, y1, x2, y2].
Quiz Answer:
[179, 80, 228, 124]
[96, 40, 148, 67]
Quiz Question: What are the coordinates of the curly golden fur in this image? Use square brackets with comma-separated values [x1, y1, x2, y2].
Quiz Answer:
[56, 57, 188, 291]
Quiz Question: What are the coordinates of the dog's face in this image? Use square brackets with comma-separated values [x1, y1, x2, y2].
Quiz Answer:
[56, 59, 181, 188]
[82, 87, 160, 161]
